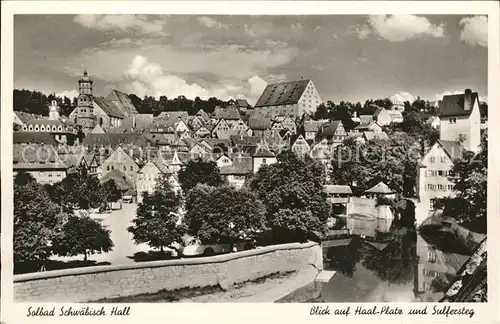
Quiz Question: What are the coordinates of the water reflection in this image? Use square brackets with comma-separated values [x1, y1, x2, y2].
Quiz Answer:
[280, 226, 469, 303]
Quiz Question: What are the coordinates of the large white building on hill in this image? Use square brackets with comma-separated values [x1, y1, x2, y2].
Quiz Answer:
[253, 79, 322, 119]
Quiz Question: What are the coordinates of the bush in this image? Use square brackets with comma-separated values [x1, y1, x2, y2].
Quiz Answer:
[431, 276, 449, 292]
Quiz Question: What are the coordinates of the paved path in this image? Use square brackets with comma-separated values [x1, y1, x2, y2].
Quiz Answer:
[50, 203, 155, 265]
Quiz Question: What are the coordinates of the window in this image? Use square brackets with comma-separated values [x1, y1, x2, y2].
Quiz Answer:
[448, 184, 454, 191]
[427, 251, 437, 263]
[449, 118, 457, 124]
[107, 166, 110, 171]
[124, 166, 127, 171]
[438, 170, 444, 176]
[429, 157, 435, 163]
[111, 165, 115, 170]
[440, 157, 446, 163]
[130, 166, 133, 171]
[429, 199, 435, 210]
[262, 158, 267, 164]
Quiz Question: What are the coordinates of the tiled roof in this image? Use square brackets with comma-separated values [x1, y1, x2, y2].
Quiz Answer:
[26, 119, 63, 126]
[215, 107, 241, 120]
[94, 96, 125, 119]
[110, 114, 154, 132]
[230, 135, 262, 147]
[254, 79, 310, 107]
[13, 132, 57, 145]
[200, 138, 231, 150]
[365, 181, 394, 194]
[82, 133, 148, 149]
[303, 120, 324, 133]
[363, 131, 389, 141]
[100, 169, 135, 191]
[235, 99, 250, 108]
[156, 111, 189, 121]
[315, 120, 341, 141]
[150, 158, 172, 174]
[359, 115, 373, 124]
[248, 114, 272, 130]
[437, 140, 464, 161]
[14, 111, 44, 124]
[106, 90, 138, 116]
[372, 107, 384, 117]
[219, 156, 253, 175]
[143, 133, 175, 146]
[253, 145, 276, 158]
[13, 143, 67, 170]
[439, 90, 479, 117]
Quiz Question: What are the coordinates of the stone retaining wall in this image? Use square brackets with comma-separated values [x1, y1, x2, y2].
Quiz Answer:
[14, 242, 322, 302]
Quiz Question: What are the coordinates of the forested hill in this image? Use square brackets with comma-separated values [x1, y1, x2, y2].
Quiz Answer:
[13, 89, 234, 117]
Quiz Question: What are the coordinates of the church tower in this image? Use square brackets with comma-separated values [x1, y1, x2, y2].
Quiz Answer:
[75, 69, 96, 132]
[48, 100, 60, 120]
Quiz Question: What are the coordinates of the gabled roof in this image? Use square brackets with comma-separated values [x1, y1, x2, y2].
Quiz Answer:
[359, 115, 373, 124]
[219, 156, 253, 175]
[439, 90, 479, 117]
[94, 96, 125, 119]
[235, 99, 251, 108]
[90, 124, 106, 134]
[254, 79, 310, 107]
[437, 140, 464, 161]
[363, 131, 389, 141]
[13, 143, 67, 169]
[365, 182, 395, 194]
[13, 132, 58, 145]
[253, 145, 276, 158]
[324, 185, 352, 195]
[303, 120, 324, 133]
[215, 107, 241, 120]
[149, 158, 172, 174]
[100, 169, 135, 191]
[372, 107, 385, 117]
[106, 90, 138, 116]
[248, 114, 272, 130]
[315, 120, 342, 141]
[200, 138, 231, 150]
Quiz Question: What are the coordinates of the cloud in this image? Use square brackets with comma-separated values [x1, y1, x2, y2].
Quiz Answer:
[459, 16, 487, 47]
[124, 55, 269, 104]
[56, 89, 79, 99]
[197, 16, 229, 29]
[390, 91, 415, 103]
[361, 15, 444, 42]
[73, 15, 167, 36]
[67, 42, 299, 83]
[248, 76, 267, 97]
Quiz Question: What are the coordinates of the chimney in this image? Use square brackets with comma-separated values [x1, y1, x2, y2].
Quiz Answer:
[464, 89, 472, 110]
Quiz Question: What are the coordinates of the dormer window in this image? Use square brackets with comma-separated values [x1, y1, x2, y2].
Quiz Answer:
[449, 117, 457, 124]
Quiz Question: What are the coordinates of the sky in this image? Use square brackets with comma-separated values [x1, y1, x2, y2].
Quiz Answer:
[14, 14, 488, 105]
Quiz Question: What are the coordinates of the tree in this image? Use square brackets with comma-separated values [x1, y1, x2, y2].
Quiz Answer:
[14, 172, 65, 270]
[48, 167, 106, 210]
[128, 175, 185, 252]
[178, 158, 226, 193]
[184, 185, 266, 245]
[314, 103, 329, 120]
[103, 179, 122, 204]
[250, 151, 331, 243]
[441, 133, 487, 231]
[51, 215, 114, 261]
[401, 111, 425, 133]
[128, 94, 143, 113]
[373, 98, 393, 110]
